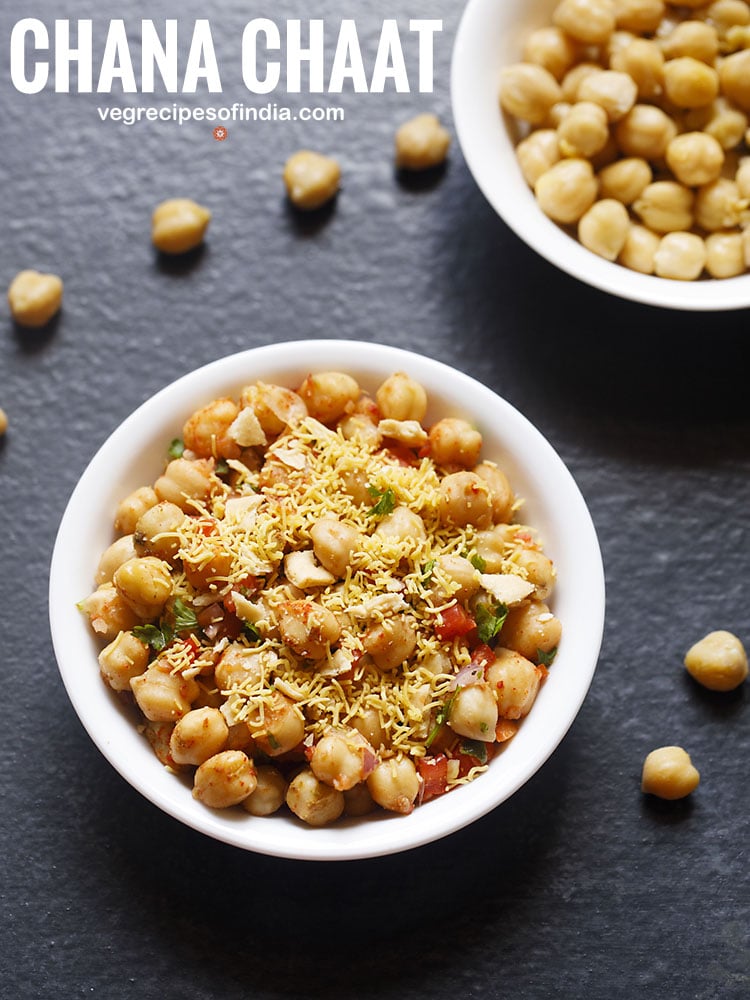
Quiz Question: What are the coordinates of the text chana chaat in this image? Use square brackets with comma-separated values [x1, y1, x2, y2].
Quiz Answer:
[80, 370, 562, 826]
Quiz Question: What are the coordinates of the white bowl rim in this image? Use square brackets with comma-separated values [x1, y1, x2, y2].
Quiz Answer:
[49, 339, 605, 861]
[451, 0, 750, 312]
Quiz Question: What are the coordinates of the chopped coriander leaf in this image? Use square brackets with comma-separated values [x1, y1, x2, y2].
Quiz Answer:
[172, 597, 199, 633]
[421, 559, 436, 582]
[243, 621, 262, 643]
[460, 738, 488, 764]
[215, 459, 230, 476]
[469, 552, 486, 573]
[366, 485, 396, 517]
[475, 601, 509, 645]
[537, 647, 558, 667]
[425, 690, 458, 748]
[168, 438, 185, 459]
[133, 622, 174, 652]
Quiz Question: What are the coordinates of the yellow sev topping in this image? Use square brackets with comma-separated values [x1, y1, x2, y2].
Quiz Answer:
[163, 414, 537, 764]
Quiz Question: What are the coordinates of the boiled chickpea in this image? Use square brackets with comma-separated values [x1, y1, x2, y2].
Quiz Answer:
[79, 583, 140, 640]
[394, 113, 451, 170]
[736, 157, 750, 198]
[695, 178, 747, 231]
[214, 643, 265, 690]
[718, 50, 750, 112]
[448, 682, 498, 742]
[641, 746, 700, 800]
[610, 39, 664, 101]
[578, 199, 631, 260]
[487, 648, 543, 719]
[535, 158, 599, 223]
[666, 132, 724, 187]
[439, 471, 493, 529]
[0, 408, 7, 436]
[615, 104, 677, 159]
[183, 541, 233, 591]
[151, 198, 210, 254]
[298, 371, 359, 424]
[310, 516, 360, 577]
[516, 130, 561, 187]
[578, 71, 638, 121]
[170, 707, 229, 766]
[240, 381, 308, 435]
[95, 534, 137, 586]
[561, 63, 603, 103]
[113, 556, 172, 620]
[523, 26, 579, 80]
[193, 750, 257, 809]
[246, 692, 306, 757]
[7, 269, 63, 327]
[632, 181, 694, 233]
[684, 630, 748, 691]
[154, 457, 213, 511]
[428, 418, 482, 468]
[661, 21, 719, 62]
[114, 486, 158, 536]
[339, 413, 380, 448]
[704, 232, 746, 278]
[242, 765, 288, 816]
[619, 224, 661, 273]
[707, 1, 750, 35]
[98, 630, 149, 691]
[376, 371, 428, 422]
[287, 768, 345, 826]
[133, 501, 185, 561]
[311, 728, 376, 791]
[598, 157, 652, 204]
[367, 756, 420, 814]
[663, 57, 719, 109]
[704, 101, 749, 151]
[500, 599, 562, 661]
[474, 524, 517, 573]
[499, 63, 562, 125]
[614, 0, 665, 35]
[351, 706, 388, 750]
[653, 232, 707, 280]
[434, 555, 481, 603]
[557, 101, 610, 157]
[339, 467, 372, 506]
[553, 0, 616, 45]
[375, 506, 426, 542]
[283, 150, 341, 210]
[473, 462, 514, 523]
[131, 664, 199, 722]
[343, 784, 376, 817]
[183, 397, 241, 460]
[363, 616, 417, 671]
[277, 600, 341, 659]
[515, 548, 557, 601]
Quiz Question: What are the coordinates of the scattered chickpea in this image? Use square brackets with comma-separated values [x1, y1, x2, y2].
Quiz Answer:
[395, 113, 451, 170]
[114, 486, 158, 537]
[641, 746, 700, 800]
[151, 198, 211, 254]
[242, 765, 288, 816]
[0, 407, 8, 437]
[283, 150, 341, 210]
[684, 630, 748, 692]
[428, 417, 483, 468]
[7, 269, 63, 327]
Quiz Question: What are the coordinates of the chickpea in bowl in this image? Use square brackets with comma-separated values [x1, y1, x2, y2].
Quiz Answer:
[452, 0, 750, 309]
[50, 341, 604, 860]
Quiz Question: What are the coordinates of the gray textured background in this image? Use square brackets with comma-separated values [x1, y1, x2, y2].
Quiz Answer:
[1, 2, 748, 998]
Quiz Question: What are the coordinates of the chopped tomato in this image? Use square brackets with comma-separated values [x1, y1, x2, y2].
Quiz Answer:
[495, 719, 518, 743]
[223, 593, 236, 614]
[434, 601, 476, 641]
[196, 518, 218, 536]
[469, 642, 495, 671]
[417, 754, 450, 801]
[383, 444, 420, 467]
[183, 634, 201, 659]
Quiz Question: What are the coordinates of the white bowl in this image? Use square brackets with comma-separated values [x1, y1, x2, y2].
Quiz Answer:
[49, 340, 605, 860]
[451, 0, 750, 311]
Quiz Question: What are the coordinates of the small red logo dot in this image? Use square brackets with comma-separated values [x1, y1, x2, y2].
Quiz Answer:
[213, 126, 228, 141]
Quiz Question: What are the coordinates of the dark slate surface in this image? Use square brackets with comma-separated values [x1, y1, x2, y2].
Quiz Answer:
[1, 3, 748, 998]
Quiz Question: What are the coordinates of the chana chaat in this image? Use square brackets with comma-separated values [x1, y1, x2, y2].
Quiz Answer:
[80, 370, 562, 827]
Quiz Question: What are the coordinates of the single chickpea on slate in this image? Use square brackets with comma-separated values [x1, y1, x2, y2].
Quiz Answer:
[641, 746, 700, 801]
[684, 630, 748, 692]
[7, 269, 63, 327]
[283, 150, 341, 210]
[152, 198, 211, 254]
[395, 113, 451, 170]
